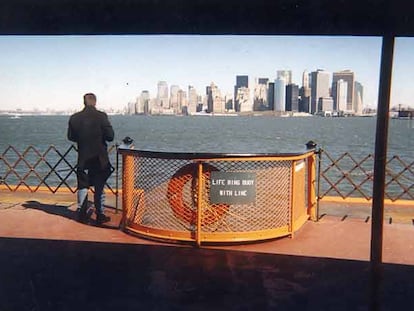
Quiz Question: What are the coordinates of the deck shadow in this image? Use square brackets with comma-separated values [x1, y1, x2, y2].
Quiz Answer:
[22, 200, 121, 229]
[22, 200, 77, 220]
[0, 237, 413, 310]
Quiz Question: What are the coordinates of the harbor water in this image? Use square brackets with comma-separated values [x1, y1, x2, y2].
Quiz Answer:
[1, 114, 413, 158]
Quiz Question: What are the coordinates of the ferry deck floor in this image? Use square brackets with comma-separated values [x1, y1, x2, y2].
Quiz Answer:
[0, 190, 413, 310]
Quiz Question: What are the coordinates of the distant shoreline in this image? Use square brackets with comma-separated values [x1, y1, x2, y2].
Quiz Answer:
[0, 111, 378, 118]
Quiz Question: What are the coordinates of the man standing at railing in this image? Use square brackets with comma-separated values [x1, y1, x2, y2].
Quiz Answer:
[67, 93, 114, 225]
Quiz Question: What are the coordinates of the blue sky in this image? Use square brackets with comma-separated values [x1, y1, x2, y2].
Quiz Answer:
[0, 35, 411, 111]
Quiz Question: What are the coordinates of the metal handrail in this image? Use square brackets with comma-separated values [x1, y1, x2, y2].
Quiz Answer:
[0, 144, 118, 195]
[1, 145, 413, 202]
[319, 150, 414, 202]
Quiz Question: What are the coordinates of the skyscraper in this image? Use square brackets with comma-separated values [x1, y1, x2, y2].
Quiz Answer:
[127, 101, 135, 115]
[169, 85, 180, 112]
[234, 75, 250, 112]
[274, 77, 286, 112]
[302, 70, 310, 88]
[354, 81, 364, 115]
[299, 70, 311, 113]
[135, 90, 150, 114]
[206, 82, 223, 113]
[187, 85, 198, 114]
[141, 90, 150, 114]
[286, 84, 299, 112]
[177, 89, 187, 113]
[236, 87, 251, 112]
[267, 82, 275, 111]
[310, 70, 331, 114]
[277, 70, 292, 84]
[258, 78, 269, 85]
[135, 97, 142, 114]
[206, 85, 213, 113]
[157, 81, 169, 108]
[299, 90, 310, 113]
[253, 78, 268, 111]
[332, 70, 355, 111]
[335, 79, 348, 112]
[236, 75, 249, 88]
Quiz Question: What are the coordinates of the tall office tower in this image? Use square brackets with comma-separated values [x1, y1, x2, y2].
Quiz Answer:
[299, 70, 311, 113]
[206, 82, 223, 113]
[310, 70, 331, 114]
[302, 70, 310, 88]
[149, 98, 157, 114]
[135, 97, 142, 114]
[196, 95, 203, 112]
[169, 85, 180, 112]
[177, 89, 187, 113]
[236, 87, 251, 112]
[332, 70, 355, 111]
[253, 78, 269, 111]
[267, 82, 275, 111]
[335, 79, 348, 112]
[206, 86, 213, 113]
[258, 78, 269, 85]
[127, 101, 135, 115]
[157, 81, 169, 108]
[236, 75, 249, 88]
[286, 84, 299, 112]
[354, 81, 364, 115]
[277, 70, 292, 85]
[135, 90, 150, 114]
[187, 85, 198, 114]
[234, 75, 251, 112]
[274, 77, 286, 111]
[140, 90, 151, 114]
[299, 90, 310, 113]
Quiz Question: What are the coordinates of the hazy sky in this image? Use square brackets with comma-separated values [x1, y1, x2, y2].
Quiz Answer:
[0, 35, 412, 111]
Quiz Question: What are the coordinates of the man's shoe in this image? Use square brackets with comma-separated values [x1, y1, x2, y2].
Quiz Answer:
[96, 213, 111, 225]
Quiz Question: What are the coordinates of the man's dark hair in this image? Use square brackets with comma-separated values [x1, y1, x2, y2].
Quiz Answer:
[83, 93, 97, 106]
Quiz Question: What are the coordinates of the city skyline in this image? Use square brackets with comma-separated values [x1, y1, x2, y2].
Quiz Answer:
[125, 69, 364, 116]
[0, 35, 413, 112]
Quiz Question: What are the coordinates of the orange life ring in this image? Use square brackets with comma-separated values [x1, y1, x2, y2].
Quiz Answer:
[167, 163, 229, 226]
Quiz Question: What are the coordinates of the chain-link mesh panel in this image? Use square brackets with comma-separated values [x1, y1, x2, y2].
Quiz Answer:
[124, 156, 195, 232]
[319, 151, 414, 201]
[385, 156, 414, 201]
[0, 145, 118, 195]
[123, 155, 294, 236]
[201, 160, 292, 233]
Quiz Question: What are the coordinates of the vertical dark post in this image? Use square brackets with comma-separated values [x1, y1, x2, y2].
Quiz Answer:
[370, 35, 395, 310]
[371, 35, 394, 266]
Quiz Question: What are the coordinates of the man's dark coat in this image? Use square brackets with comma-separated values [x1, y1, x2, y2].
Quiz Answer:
[67, 105, 114, 170]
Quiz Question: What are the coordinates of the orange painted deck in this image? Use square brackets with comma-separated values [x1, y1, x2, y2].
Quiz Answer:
[1, 190, 414, 310]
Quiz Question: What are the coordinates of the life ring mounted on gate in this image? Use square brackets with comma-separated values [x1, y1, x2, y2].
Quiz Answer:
[167, 163, 229, 226]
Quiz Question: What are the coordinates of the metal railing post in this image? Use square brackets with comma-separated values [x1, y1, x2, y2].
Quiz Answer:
[290, 160, 296, 237]
[316, 149, 322, 221]
[307, 152, 318, 221]
[115, 144, 119, 214]
[121, 153, 134, 230]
